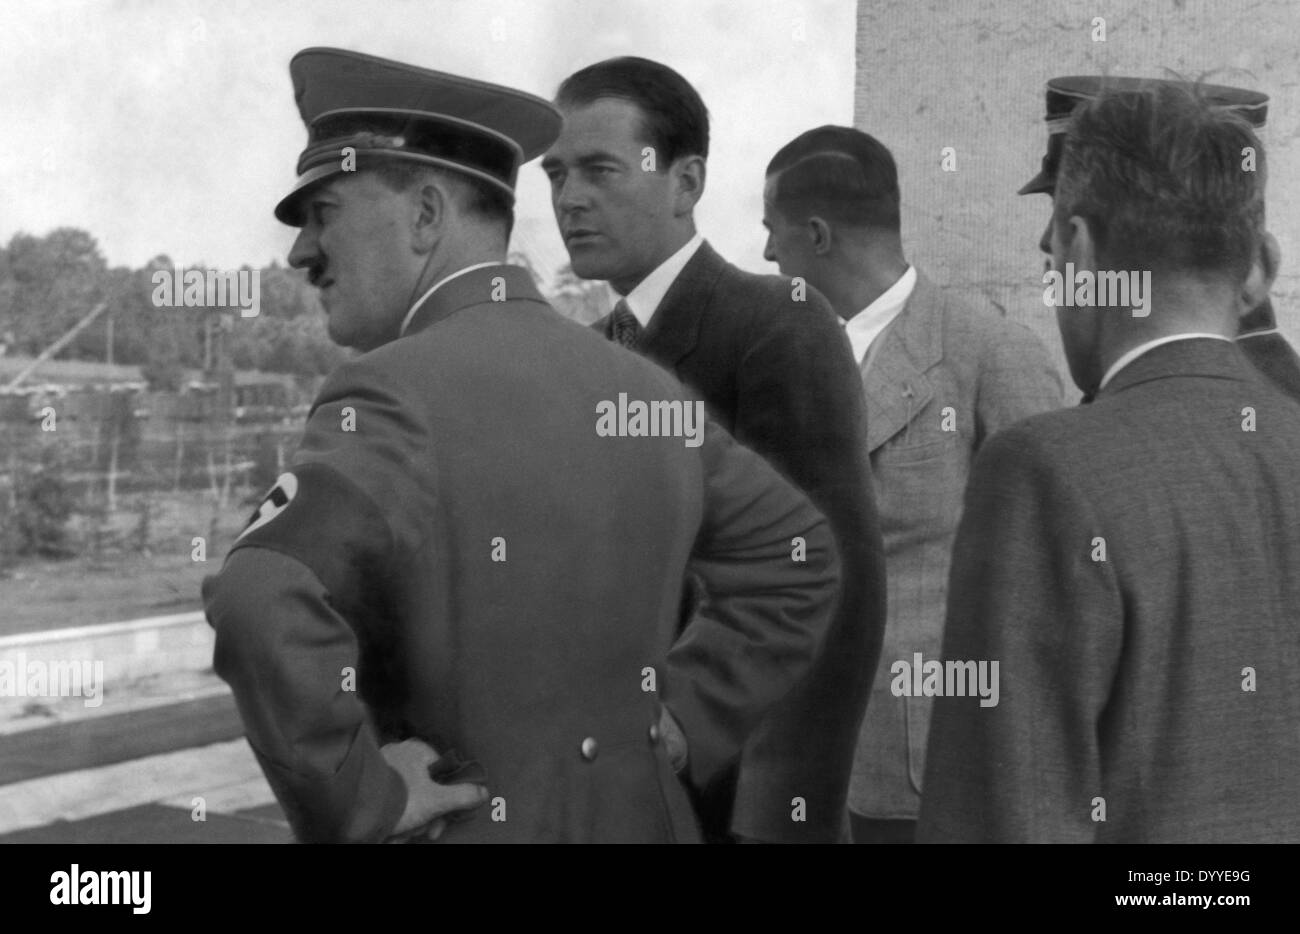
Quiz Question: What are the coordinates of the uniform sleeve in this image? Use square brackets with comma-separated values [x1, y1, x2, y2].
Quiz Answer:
[662, 418, 841, 789]
[974, 322, 1063, 445]
[203, 357, 437, 843]
[204, 548, 406, 843]
[916, 425, 1122, 843]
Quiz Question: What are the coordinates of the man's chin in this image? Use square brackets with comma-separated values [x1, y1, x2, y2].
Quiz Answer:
[566, 252, 612, 284]
[325, 318, 361, 350]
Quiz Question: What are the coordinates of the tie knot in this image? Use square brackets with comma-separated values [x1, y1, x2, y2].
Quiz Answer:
[611, 299, 641, 348]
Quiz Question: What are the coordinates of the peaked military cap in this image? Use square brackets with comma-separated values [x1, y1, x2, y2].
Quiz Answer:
[1019, 75, 1269, 195]
[275, 47, 562, 225]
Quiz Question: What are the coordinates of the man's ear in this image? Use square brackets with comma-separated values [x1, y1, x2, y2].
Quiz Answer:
[807, 216, 833, 256]
[1239, 231, 1281, 316]
[671, 154, 706, 216]
[411, 178, 451, 254]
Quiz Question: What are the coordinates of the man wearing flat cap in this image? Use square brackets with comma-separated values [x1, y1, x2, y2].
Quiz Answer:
[203, 47, 844, 844]
[1019, 75, 1300, 403]
[919, 81, 1300, 842]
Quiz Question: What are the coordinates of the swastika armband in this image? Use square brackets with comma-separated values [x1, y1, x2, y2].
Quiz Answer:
[231, 462, 395, 612]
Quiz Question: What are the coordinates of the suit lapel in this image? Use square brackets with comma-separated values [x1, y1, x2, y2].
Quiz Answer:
[637, 241, 723, 370]
[862, 272, 944, 452]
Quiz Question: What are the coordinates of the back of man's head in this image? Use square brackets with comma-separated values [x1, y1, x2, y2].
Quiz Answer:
[766, 125, 901, 233]
[555, 56, 710, 165]
[1054, 83, 1266, 282]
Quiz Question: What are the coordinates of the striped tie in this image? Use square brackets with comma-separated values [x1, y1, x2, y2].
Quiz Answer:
[610, 299, 641, 348]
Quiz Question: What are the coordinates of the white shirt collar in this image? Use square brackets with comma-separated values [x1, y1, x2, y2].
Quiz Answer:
[399, 261, 502, 336]
[1098, 332, 1234, 391]
[843, 265, 916, 365]
[619, 233, 705, 328]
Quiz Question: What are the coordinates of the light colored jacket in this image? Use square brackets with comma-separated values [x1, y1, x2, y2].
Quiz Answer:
[850, 270, 1061, 819]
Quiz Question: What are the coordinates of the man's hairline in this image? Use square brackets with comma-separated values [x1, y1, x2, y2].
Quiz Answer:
[554, 93, 707, 165]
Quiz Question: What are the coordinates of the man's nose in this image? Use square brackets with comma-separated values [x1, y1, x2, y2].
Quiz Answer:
[288, 226, 319, 272]
[554, 173, 589, 216]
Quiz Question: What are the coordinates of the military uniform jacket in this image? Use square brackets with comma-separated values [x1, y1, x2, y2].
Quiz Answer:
[850, 272, 1061, 819]
[598, 241, 886, 843]
[203, 265, 841, 843]
[918, 338, 1300, 842]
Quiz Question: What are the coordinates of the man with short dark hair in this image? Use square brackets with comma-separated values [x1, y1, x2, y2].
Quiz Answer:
[544, 57, 887, 844]
[1018, 75, 1300, 403]
[204, 47, 845, 844]
[762, 125, 1060, 844]
[918, 83, 1300, 843]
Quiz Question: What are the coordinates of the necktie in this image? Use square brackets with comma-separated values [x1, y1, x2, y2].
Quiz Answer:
[610, 299, 641, 349]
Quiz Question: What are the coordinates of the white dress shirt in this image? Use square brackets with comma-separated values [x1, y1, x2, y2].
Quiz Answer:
[1098, 332, 1234, 391]
[399, 261, 501, 336]
[618, 233, 705, 328]
[843, 265, 916, 366]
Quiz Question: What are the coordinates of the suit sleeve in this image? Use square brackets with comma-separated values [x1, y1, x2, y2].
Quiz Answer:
[662, 418, 841, 789]
[202, 358, 437, 844]
[974, 322, 1063, 444]
[730, 289, 886, 843]
[916, 424, 1122, 843]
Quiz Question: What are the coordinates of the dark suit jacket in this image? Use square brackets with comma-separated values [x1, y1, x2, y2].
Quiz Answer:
[918, 338, 1300, 843]
[598, 241, 886, 843]
[204, 264, 842, 843]
[851, 272, 1060, 820]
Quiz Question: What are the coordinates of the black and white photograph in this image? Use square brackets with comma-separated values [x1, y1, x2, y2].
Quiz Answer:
[0, 0, 1296, 908]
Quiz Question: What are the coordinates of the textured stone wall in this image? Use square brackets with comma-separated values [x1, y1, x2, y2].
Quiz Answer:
[854, 0, 1300, 379]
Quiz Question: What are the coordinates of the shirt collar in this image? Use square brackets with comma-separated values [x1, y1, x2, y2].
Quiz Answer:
[843, 265, 916, 365]
[400, 261, 501, 337]
[1098, 332, 1235, 391]
[619, 233, 705, 328]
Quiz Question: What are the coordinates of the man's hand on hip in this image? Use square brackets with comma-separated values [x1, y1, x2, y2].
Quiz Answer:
[382, 738, 489, 842]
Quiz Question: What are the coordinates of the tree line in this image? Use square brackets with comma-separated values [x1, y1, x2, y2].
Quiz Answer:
[0, 228, 613, 390]
[0, 228, 346, 388]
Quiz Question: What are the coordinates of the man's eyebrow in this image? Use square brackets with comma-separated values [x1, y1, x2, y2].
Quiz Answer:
[542, 151, 627, 170]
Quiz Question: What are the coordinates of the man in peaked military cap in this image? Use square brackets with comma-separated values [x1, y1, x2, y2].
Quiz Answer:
[1020, 75, 1300, 402]
[203, 48, 843, 843]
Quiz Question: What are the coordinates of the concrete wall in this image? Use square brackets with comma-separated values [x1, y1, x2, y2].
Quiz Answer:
[854, 0, 1300, 382]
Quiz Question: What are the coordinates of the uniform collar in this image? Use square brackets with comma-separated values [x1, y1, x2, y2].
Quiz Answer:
[401, 263, 549, 336]
[400, 262, 501, 336]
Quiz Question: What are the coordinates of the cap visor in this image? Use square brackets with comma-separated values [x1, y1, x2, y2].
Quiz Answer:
[274, 163, 344, 225]
[1017, 170, 1053, 196]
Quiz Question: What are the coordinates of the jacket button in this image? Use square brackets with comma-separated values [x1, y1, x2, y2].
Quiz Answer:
[580, 737, 599, 761]
[648, 723, 661, 744]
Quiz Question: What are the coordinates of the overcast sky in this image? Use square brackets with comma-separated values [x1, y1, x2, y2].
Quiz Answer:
[0, 0, 855, 280]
